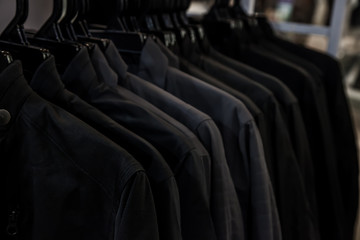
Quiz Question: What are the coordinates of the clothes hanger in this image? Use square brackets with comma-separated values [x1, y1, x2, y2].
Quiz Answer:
[176, 0, 201, 41]
[156, 0, 175, 30]
[34, 0, 66, 41]
[73, 0, 91, 37]
[169, 0, 182, 29]
[0, 50, 13, 72]
[230, 0, 276, 40]
[27, 0, 84, 73]
[162, 0, 197, 53]
[59, 0, 78, 41]
[176, 0, 214, 56]
[122, 0, 177, 49]
[86, 0, 147, 54]
[59, 0, 110, 51]
[200, 0, 252, 47]
[0, 0, 51, 80]
[0, 0, 29, 44]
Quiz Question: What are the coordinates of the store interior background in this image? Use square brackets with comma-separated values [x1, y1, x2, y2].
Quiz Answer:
[1, 0, 360, 239]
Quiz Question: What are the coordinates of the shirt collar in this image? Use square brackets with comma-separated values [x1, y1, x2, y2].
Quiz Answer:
[103, 40, 128, 81]
[89, 44, 119, 88]
[154, 37, 179, 68]
[0, 61, 34, 126]
[138, 38, 169, 87]
[61, 47, 100, 98]
[30, 56, 65, 101]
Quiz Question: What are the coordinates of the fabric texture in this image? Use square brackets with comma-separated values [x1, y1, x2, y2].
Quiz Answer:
[29, 56, 182, 240]
[1, 61, 159, 240]
[61, 47, 217, 240]
[101, 40, 245, 240]
[132, 38, 282, 240]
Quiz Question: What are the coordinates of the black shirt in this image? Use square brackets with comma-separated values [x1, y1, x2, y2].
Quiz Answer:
[102, 41, 245, 240]
[60, 48, 217, 240]
[1, 61, 159, 240]
[212, 38, 344, 240]
[29, 56, 182, 240]
[178, 58, 271, 161]
[133, 38, 282, 240]
[180, 41, 318, 240]
[198, 47, 318, 231]
[206, 49, 315, 196]
[268, 36, 359, 239]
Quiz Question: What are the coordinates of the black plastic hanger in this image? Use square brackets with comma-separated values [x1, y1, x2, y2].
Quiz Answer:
[200, 0, 252, 46]
[73, 0, 91, 37]
[229, 0, 268, 40]
[59, 0, 78, 41]
[35, 0, 66, 41]
[86, 0, 147, 54]
[0, 40, 51, 79]
[131, 0, 178, 48]
[0, 0, 51, 79]
[0, 0, 29, 44]
[0, 50, 13, 72]
[27, 0, 84, 73]
[86, 0, 127, 30]
[57, 0, 109, 51]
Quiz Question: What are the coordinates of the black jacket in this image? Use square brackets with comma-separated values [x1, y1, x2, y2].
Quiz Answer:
[60, 48, 217, 240]
[101, 41, 245, 240]
[178, 40, 319, 240]
[133, 38, 282, 240]
[1, 61, 159, 240]
[208, 30, 345, 240]
[267, 36, 359, 239]
[206, 49, 315, 201]
[28, 56, 182, 240]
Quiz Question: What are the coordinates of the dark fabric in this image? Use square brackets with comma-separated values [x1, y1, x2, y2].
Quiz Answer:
[268, 36, 359, 238]
[154, 37, 180, 69]
[28, 56, 182, 240]
[101, 40, 245, 240]
[178, 58, 271, 162]
[132, 38, 282, 240]
[1, 61, 159, 240]
[257, 41, 323, 80]
[209, 33, 345, 240]
[155, 39, 271, 166]
[239, 45, 346, 240]
[180, 45, 319, 240]
[60, 48, 217, 240]
[205, 47, 318, 228]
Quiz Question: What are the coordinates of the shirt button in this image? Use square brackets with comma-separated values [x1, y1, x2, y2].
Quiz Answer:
[0, 109, 11, 126]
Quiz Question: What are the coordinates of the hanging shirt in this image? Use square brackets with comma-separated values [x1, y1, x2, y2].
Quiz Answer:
[99, 41, 245, 240]
[176, 37, 320, 240]
[267, 35, 359, 240]
[131, 38, 282, 240]
[204, 49, 315, 198]
[211, 34, 344, 240]
[28, 56, 182, 240]
[155, 37, 319, 240]
[0, 60, 159, 240]
[155, 38, 271, 178]
[60, 48, 217, 240]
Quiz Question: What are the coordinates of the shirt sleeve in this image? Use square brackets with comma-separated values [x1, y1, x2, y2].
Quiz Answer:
[243, 120, 282, 240]
[114, 171, 160, 240]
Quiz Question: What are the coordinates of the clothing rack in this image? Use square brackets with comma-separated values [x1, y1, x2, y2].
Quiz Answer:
[241, 0, 351, 57]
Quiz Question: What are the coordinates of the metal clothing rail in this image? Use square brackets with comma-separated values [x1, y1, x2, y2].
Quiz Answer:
[241, 0, 350, 57]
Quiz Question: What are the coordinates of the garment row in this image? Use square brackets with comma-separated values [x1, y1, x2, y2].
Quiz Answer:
[2, 15, 358, 240]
